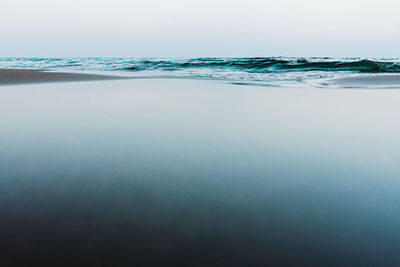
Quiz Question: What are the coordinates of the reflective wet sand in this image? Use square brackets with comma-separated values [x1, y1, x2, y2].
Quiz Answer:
[1, 78, 400, 266]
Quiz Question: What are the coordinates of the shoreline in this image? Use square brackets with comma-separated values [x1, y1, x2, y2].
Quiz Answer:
[0, 69, 128, 86]
[329, 74, 400, 89]
[3, 68, 400, 89]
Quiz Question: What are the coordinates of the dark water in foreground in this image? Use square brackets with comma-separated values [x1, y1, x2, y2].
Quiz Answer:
[1, 79, 400, 266]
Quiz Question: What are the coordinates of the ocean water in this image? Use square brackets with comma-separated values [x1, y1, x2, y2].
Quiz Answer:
[1, 67, 400, 265]
[1, 57, 400, 86]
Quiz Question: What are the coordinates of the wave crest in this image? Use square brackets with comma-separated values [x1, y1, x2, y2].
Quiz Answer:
[121, 58, 400, 73]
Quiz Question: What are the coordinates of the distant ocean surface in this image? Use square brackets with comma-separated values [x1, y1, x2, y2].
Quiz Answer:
[1, 57, 400, 86]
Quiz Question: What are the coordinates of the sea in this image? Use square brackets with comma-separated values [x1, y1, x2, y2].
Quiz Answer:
[1, 57, 400, 87]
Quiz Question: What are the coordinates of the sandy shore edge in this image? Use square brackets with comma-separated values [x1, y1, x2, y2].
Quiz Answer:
[331, 74, 400, 88]
[0, 69, 129, 85]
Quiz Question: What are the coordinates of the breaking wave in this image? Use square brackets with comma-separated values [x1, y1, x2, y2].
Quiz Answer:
[2, 57, 400, 85]
[121, 58, 400, 73]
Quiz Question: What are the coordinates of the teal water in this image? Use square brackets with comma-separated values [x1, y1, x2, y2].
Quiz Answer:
[2, 57, 400, 86]
[1, 78, 400, 266]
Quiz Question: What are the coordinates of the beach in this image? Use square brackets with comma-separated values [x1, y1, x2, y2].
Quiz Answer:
[1, 70, 400, 266]
[0, 69, 127, 86]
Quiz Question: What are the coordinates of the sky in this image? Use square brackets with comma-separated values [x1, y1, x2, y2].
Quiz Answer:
[1, 0, 400, 57]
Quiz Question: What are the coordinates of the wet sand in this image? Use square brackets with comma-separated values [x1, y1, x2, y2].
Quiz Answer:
[332, 74, 400, 88]
[0, 69, 127, 85]
[1, 77, 400, 266]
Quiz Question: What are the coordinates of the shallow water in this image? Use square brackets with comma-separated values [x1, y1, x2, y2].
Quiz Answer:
[1, 79, 400, 266]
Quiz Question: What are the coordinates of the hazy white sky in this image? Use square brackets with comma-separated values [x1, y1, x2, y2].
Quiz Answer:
[1, 0, 399, 57]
